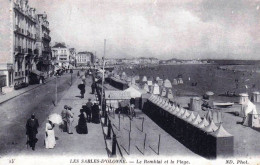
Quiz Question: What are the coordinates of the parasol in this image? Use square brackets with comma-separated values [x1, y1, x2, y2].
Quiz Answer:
[48, 113, 63, 125]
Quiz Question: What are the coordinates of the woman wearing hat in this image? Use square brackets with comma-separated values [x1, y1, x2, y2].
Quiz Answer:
[45, 119, 56, 149]
[66, 106, 74, 134]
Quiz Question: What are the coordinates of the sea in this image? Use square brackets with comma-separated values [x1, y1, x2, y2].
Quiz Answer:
[117, 64, 260, 97]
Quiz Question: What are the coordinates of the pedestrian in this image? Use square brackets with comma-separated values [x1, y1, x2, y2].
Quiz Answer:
[76, 109, 88, 134]
[26, 114, 39, 150]
[85, 99, 93, 122]
[66, 106, 74, 134]
[91, 82, 95, 94]
[61, 105, 68, 132]
[78, 81, 85, 99]
[45, 119, 56, 149]
[92, 101, 100, 124]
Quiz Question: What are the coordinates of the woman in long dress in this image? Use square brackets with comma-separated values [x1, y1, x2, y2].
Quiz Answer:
[76, 109, 88, 134]
[45, 120, 56, 149]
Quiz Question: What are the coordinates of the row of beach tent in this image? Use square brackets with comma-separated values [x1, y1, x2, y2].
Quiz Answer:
[148, 94, 232, 137]
[115, 72, 184, 87]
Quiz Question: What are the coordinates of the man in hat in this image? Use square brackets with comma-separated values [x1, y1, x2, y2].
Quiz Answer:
[61, 105, 68, 132]
[26, 114, 39, 150]
[66, 106, 74, 134]
[85, 99, 93, 122]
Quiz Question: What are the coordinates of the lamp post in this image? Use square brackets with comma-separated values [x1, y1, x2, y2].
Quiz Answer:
[101, 39, 106, 117]
[55, 75, 58, 106]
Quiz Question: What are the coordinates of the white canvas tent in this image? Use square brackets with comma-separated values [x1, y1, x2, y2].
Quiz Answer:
[142, 76, 147, 82]
[124, 85, 146, 98]
[152, 83, 160, 95]
[143, 83, 150, 92]
[167, 89, 174, 99]
[164, 79, 172, 88]
[147, 80, 153, 86]
[161, 87, 167, 97]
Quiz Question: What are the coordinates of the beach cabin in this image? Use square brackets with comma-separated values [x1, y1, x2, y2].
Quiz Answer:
[156, 77, 160, 81]
[131, 77, 136, 85]
[190, 97, 201, 111]
[252, 91, 260, 102]
[164, 79, 172, 88]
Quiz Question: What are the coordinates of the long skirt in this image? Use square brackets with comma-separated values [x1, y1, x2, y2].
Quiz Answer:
[45, 129, 56, 149]
[67, 118, 74, 134]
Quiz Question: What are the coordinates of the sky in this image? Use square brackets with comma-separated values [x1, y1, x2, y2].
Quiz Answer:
[29, 0, 260, 60]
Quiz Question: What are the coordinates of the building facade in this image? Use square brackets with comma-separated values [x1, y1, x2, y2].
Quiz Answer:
[75, 51, 93, 67]
[0, 0, 38, 88]
[69, 48, 76, 67]
[35, 13, 52, 75]
[51, 42, 70, 68]
[0, 0, 53, 90]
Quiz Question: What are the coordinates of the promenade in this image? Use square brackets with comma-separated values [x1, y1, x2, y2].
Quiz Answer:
[0, 74, 107, 157]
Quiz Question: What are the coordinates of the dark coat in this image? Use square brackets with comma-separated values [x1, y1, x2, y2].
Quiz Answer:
[26, 118, 39, 136]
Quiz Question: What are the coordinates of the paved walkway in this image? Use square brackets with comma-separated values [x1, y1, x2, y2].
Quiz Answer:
[14, 76, 107, 156]
[0, 76, 55, 105]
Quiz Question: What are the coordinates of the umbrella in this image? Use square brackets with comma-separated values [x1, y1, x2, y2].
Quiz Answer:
[205, 91, 214, 96]
[48, 113, 63, 125]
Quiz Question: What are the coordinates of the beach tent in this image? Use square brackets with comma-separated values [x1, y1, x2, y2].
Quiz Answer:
[143, 83, 150, 93]
[203, 120, 218, 133]
[124, 86, 144, 98]
[131, 77, 136, 85]
[178, 78, 183, 84]
[157, 79, 163, 86]
[163, 79, 172, 88]
[198, 118, 209, 128]
[173, 79, 178, 85]
[152, 83, 160, 95]
[156, 77, 160, 81]
[161, 87, 167, 97]
[147, 80, 153, 86]
[212, 124, 232, 137]
[252, 91, 260, 102]
[239, 93, 249, 105]
[186, 112, 195, 122]
[167, 89, 174, 99]
[142, 76, 147, 82]
[191, 114, 202, 125]
[181, 109, 190, 119]
[135, 75, 140, 81]
[121, 72, 127, 80]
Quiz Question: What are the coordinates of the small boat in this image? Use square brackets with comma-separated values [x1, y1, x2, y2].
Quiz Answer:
[213, 102, 234, 108]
